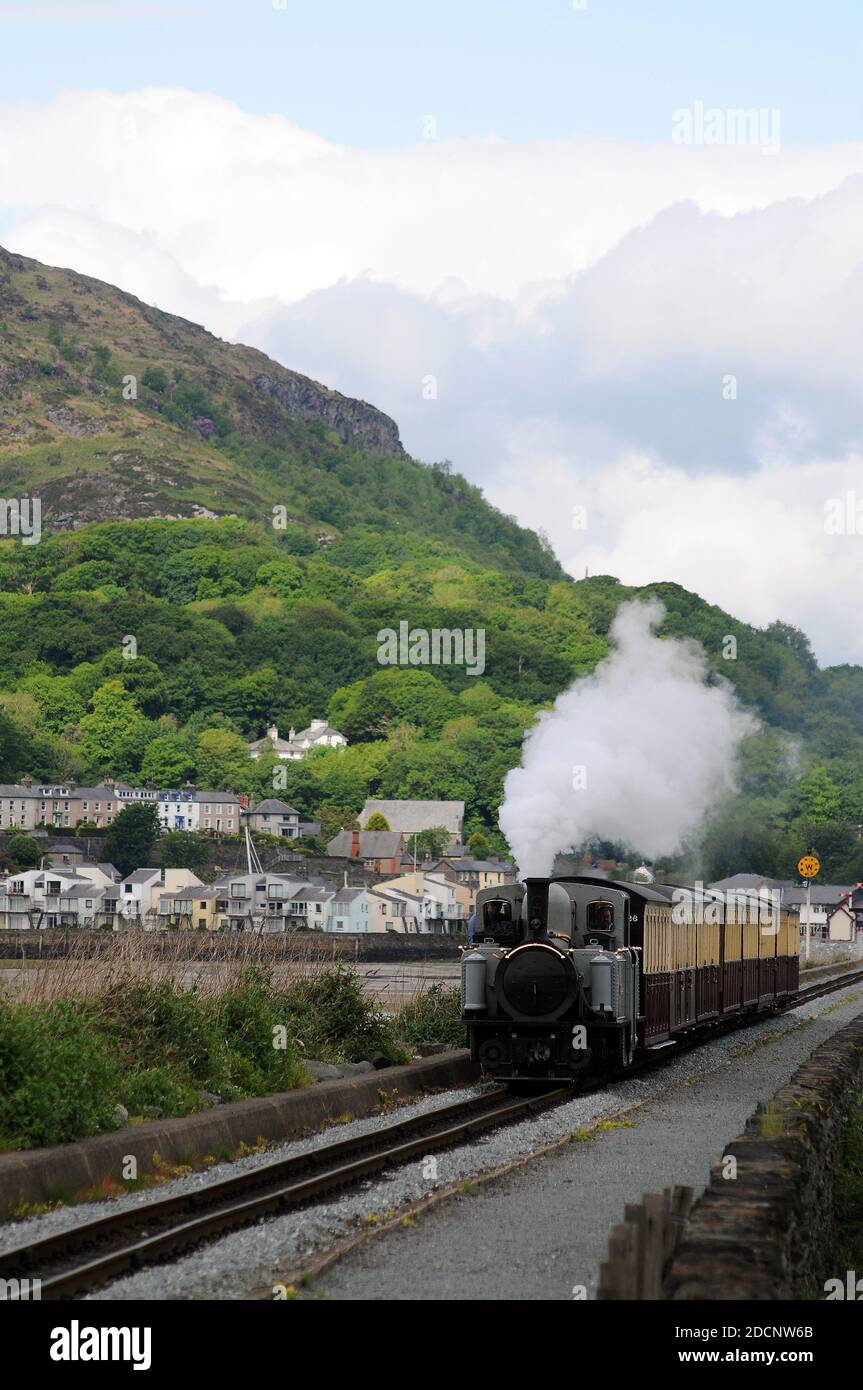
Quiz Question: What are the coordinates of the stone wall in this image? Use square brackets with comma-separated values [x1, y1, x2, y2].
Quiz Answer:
[667, 1014, 863, 1300]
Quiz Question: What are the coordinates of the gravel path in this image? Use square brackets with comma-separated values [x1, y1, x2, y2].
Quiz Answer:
[316, 984, 863, 1301]
[73, 981, 863, 1300]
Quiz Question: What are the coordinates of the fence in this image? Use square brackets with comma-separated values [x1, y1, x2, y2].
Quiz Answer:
[597, 1185, 693, 1299]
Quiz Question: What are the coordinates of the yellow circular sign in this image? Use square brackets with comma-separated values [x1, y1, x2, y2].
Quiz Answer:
[798, 854, 821, 879]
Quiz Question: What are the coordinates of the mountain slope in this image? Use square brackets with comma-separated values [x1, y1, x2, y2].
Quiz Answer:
[0, 245, 559, 580]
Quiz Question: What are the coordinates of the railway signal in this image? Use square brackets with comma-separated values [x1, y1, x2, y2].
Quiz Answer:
[798, 852, 821, 962]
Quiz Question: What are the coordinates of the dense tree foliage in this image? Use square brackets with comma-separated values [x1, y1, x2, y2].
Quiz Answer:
[0, 520, 861, 874]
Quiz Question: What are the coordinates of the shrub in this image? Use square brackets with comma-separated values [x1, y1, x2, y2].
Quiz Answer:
[96, 977, 224, 1085]
[395, 983, 465, 1048]
[281, 968, 407, 1064]
[122, 1066, 201, 1119]
[0, 999, 119, 1149]
[208, 967, 304, 1094]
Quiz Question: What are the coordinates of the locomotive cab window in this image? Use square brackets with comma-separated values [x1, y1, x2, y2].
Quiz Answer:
[587, 901, 615, 936]
[480, 899, 519, 945]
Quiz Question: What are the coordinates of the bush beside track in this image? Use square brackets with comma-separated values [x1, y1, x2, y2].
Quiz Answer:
[0, 967, 463, 1151]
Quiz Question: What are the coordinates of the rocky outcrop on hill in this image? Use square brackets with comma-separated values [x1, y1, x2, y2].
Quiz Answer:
[254, 370, 405, 458]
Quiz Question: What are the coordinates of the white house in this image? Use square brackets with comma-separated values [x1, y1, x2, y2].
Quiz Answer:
[157, 789, 240, 834]
[119, 868, 206, 925]
[248, 720, 347, 761]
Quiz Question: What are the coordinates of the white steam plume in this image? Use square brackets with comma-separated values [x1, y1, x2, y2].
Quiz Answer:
[499, 598, 757, 877]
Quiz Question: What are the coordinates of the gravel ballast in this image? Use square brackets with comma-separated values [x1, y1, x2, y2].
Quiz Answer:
[59, 981, 863, 1300]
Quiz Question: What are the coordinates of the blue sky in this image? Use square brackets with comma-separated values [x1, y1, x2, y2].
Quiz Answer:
[1, 0, 862, 147]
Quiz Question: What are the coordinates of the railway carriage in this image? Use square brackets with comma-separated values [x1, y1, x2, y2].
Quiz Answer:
[460, 875, 800, 1083]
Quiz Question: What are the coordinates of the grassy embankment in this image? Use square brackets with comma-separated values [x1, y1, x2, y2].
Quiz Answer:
[0, 935, 463, 1151]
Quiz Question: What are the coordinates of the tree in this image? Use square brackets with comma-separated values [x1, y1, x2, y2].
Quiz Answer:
[142, 365, 168, 394]
[79, 679, 145, 772]
[158, 831, 212, 873]
[0, 709, 28, 780]
[412, 826, 450, 860]
[467, 831, 491, 858]
[140, 733, 196, 786]
[195, 729, 255, 793]
[8, 833, 42, 868]
[364, 812, 391, 830]
[319, 805, 360, 840]
[103, 802, 161, 877]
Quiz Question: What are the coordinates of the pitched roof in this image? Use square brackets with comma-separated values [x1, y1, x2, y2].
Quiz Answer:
[432, 857, 514, 873]
[327, 829, 403, 858]
[293, 723, 344, 742]
[330, 887, 367, 904]
[361, 799, 464, 835]
[709, 874, 854, 906]
[250, 799, 300, 815]
[122, 869, 163, 884]
[289, 886, 335, 902]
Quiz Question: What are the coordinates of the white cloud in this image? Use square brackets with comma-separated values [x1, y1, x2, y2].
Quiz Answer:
[3, 88, 863, 663]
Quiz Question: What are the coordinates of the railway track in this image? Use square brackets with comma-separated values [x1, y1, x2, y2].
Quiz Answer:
[0, 1083, 571, 1299]
[2, 962, 862, 1300]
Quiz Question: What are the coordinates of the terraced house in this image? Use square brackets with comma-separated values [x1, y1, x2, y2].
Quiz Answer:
[0, 777, 156, 831]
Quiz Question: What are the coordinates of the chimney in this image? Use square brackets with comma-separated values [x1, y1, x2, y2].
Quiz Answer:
[103, 775, 114, 787]
[288, 726, 296, 741]
[268, 723, 279, 742]
[19, 774, 33, 788]
[351, 829, 360, 858]
[524, 878, 550, 938]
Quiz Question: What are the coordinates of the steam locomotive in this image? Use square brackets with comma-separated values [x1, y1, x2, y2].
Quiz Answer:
[460, 876, 800, 1083]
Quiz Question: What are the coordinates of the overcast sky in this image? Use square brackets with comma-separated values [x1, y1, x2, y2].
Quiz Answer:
[2, 1, 863, 664]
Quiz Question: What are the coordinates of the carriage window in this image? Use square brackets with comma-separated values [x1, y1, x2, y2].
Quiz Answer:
[480, 899, 519, 945]
[587, 901, 615, 934]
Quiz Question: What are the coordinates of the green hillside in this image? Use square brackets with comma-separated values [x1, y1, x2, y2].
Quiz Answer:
[1, 248, 862, 882]
[0, 244, 558, 579]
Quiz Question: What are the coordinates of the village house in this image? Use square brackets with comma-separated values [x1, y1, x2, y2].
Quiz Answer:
[426, 857, 515, 909]
[119, 868, 207, 927]
[374, 870, 470, 931]
[0, 863, 121, 929]
[211, 871, 318, 931]
[157, 788, 241, 834]
[324, 886, 374, 932]
[248, 720, 347, 761]
[158, 885, 224, 931]
[326, 828, 404, 875]
[0, 778, 156, 831]
[826, 885, 863, 942]
[243, 798, 301, 839]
